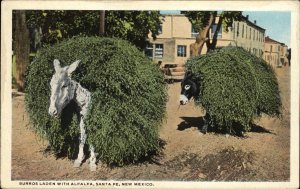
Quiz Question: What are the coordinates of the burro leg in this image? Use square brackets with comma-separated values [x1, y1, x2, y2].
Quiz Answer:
[74, 143, 85, 167]
[74, 118, 86, 167]
[89, 145, 97, 171]
[201, 113, 211, 134]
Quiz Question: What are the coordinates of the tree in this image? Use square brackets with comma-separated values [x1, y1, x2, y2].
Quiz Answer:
[99, 11, 105, 35]
[104, 11, 162, 49]
[12, 10, 162, 91]
[25, 10, 162, 50]
[183, 11, 243, 56]
[13, 10, 30, 91]
[183, 11, 215, 57]
[26, 10, 100, 47]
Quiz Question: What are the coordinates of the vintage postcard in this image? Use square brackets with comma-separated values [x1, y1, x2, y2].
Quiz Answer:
[1, 0, 299, 188]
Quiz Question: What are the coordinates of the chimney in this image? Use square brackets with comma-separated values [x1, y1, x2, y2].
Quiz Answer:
[254, 20, 257, 24]
[246, 15, 249, 20]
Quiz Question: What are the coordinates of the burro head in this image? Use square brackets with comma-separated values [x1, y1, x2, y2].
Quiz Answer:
[179, 72, 200, 105]
[48, 59, 80, 117]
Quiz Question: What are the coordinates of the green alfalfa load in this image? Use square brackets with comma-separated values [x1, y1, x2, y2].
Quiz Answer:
[25, 36, 167, 165]
[186, 47, 281, 133]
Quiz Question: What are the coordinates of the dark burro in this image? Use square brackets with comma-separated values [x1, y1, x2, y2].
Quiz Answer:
[179, 47, 282, 134]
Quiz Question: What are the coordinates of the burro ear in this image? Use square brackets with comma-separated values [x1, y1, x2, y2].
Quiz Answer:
[67, 60, 80, 76]
[53, 59, 61, 72]
[185, 70, 193, 79]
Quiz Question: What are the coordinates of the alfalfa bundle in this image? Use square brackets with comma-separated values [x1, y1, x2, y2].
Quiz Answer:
[186, 47, 281, 132]
[25, 36, 167, 165]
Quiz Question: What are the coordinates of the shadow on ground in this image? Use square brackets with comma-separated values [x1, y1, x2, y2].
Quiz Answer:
[178, 116, 274, 136]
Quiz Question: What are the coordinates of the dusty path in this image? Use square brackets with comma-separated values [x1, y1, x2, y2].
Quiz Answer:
[11, 66, 290, 181]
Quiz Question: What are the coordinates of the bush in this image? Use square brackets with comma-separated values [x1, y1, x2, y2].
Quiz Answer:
[186, 47, 281, 132]
[25, 36, 167, 165]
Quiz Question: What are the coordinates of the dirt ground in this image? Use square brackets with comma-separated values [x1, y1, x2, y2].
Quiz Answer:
[11, 66, 290, 181]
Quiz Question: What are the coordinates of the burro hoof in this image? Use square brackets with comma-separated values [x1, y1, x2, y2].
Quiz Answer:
[201, 124, 208, 134]
[73, 160, 82, 168]
[90, 164, 97, 172]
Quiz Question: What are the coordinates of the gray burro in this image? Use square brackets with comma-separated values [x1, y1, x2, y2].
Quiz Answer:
[48, 59, 96, 171]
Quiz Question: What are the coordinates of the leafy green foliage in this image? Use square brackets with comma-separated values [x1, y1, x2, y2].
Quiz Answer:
[182, 11, 215, 32]
[105, 11, 162, 49]
[183, 11, 242, 33]
[220, 11, 243, 32]
[25, 10, 100, 45]
[183, 11, 243, 53]
[25, 36, 167, 165]
[25, 10, 162, 50]
[186, 47, 281, 132]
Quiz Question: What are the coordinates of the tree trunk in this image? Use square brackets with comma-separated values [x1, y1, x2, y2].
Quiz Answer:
[209, 16, 223, 52]
[99, 11, 105, 35]
[14, 10, 30, 91]
[190, 13, 215, 57]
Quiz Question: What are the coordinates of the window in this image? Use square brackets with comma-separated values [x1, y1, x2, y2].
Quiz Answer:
[211, 24, 222, 38]
[249, 28, 251, 39]
[246, 26, 248, 39]
[158, 25, 162, 34]
[177, 45, 187, 57]
[154, 44, 163, 58]
[253, 48, 256, 55]
[242, 24, 244, 38]
[270, 45, 272, 52]
[237, 22, 240, 37]
[191, 26, 198, 38]
[145, 43, 153, 58]
[232, 22, 235, 39]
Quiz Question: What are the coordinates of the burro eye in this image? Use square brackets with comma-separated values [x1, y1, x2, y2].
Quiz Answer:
[62, 83, 68, 88]
[185, 85, 191, 90]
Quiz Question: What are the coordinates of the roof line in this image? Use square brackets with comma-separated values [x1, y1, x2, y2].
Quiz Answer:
[241, 15, 266, 31]
[265, 36, 286, 45]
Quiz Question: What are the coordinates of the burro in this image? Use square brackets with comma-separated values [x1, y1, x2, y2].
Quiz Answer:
[48, 59, 96, 171]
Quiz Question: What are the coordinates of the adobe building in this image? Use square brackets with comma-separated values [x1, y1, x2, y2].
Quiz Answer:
[264, 36, 289, 68]
[232, 16, 265, 58]
[147, 14, 266, 66]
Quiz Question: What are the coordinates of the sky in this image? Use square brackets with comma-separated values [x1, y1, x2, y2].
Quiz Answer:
[160, 11, 291, 47]
[243, 11, 291, 47]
